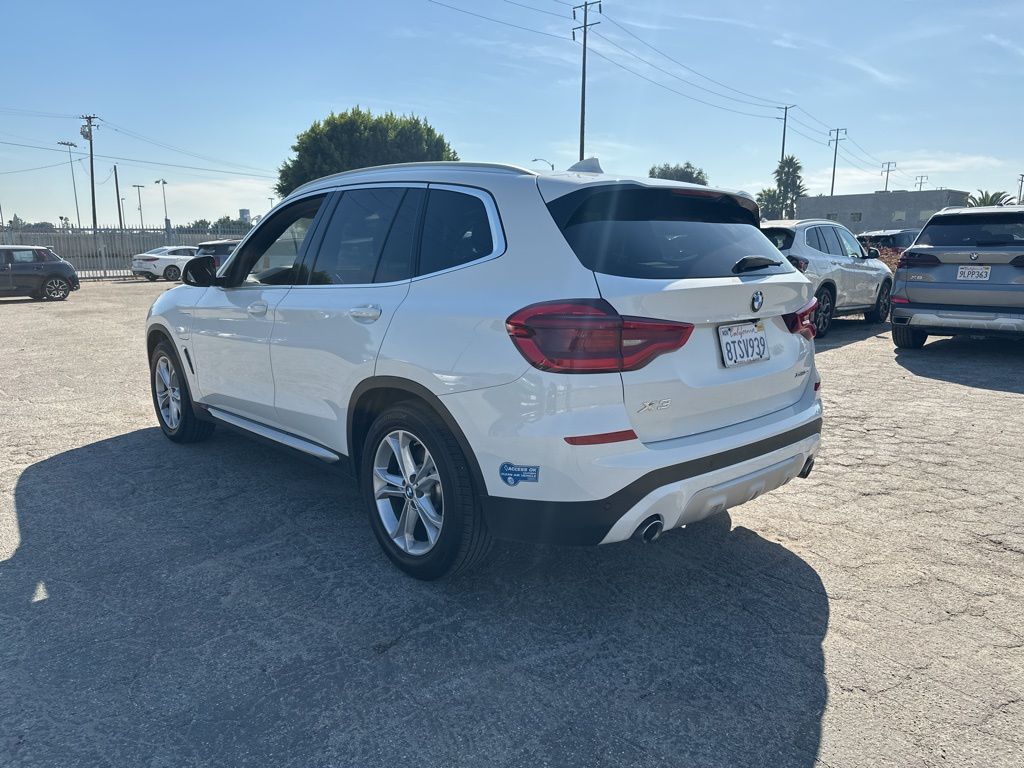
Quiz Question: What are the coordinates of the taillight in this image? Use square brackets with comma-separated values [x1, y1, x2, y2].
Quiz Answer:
[897, 251, 939, 269]
[786, 255, 809, 273]
[505, 299, 694, 373]
[138, 256, 159, 262]
[782, 297, 818, 341]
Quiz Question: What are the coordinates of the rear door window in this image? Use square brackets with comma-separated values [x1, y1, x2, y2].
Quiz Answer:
[418, 188, 495, 276]
[805, 227, 825, 252]
[917, 213, 1024, 247]
[546, 186, 789, 279]
[819, 226, 846, 257]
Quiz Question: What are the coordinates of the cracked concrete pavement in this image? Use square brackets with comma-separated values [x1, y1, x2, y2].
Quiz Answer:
[1, 280, 1022, 767]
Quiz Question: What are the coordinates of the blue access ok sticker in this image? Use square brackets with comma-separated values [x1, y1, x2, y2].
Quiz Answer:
[499, 462, 540, 487]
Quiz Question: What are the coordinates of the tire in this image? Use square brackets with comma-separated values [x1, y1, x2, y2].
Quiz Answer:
[361, 402, 492, 580]
[813, 286, 835, 338]
[144, 273, 158, 282]
[163, 265, 181, 282]
[865, 281, 892, 323]
[149, 341, 215, 443]
[42, 277, 70, 301]
[892, 325, 927, 349]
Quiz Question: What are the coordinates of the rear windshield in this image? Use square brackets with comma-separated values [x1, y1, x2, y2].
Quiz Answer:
[761, 227, 794, 251]
[918, 213, 1024, 247]
[547, 186, 791, 279]
[197, 243, 237, 256]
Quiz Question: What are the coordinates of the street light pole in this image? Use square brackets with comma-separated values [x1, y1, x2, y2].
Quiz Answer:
[57, 141, 82, 228]
[132, 184, 145, 229]
[532, 158, 555, 171]
[268, 196, 275, 209]
[155, 179, 169, 229]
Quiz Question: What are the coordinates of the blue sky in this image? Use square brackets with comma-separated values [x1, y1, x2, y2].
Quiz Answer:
[1, 0, 1022, 225]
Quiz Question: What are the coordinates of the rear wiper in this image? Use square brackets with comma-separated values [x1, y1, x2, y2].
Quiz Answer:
[733, 255, 782, 274]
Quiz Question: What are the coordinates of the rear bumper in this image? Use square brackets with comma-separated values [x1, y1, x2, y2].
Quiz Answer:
[892, 304, 1024, 337]
[481, 417, 821, 546]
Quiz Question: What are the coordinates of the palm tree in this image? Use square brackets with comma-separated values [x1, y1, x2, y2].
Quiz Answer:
[967, 190, 1015, 207]
[756, 188, 784, 219]
[773, 155, 808, 218]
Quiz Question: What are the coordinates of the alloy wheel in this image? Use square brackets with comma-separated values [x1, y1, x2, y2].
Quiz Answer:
[815, 291, 833, 336]
[372, 430, 444, 556]
[154, 355, 182, 430]
[44, 278, 69, 300]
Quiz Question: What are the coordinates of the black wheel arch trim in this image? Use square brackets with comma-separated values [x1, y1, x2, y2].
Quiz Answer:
[482, 418, 823, 546]
[347, 376, 488, 496]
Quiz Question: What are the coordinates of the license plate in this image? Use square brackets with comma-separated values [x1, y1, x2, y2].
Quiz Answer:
[718, 321, 770, 368]
[957, 265, 990, 281]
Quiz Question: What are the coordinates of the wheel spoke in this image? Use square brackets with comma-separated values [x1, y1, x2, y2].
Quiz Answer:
[417, 494, 442, 529]
[374, 466, 404, 488]
[398, 433, 420, 482]
[385, 434, 410, 483]
[417, 504, 440, 545]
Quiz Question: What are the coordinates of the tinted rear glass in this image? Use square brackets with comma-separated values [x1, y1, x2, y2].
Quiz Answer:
[761, 227, 794, 251]
[917, 213, 1024, 247]
[547, 187, 790, 279]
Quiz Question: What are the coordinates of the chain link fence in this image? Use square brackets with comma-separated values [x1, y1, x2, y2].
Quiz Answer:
[0, 227, 251, 279]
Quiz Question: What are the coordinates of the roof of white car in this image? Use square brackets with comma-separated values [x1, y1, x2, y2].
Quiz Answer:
[290, 161, 756, 206]
[936, 204, 1024, 216]
[761, 219, 838, 229]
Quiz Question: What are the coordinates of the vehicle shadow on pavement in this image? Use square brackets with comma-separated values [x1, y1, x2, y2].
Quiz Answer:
[3, 428, 828, 768]
[894, 336, 1024, 395]
[814, 318, 889, 352]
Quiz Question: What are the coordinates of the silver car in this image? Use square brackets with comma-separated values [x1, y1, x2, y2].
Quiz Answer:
[762, 219, 893, 337]
[890, 205, 1024, 348]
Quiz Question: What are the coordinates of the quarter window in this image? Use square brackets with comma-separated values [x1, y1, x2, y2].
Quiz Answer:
[805, 227, 824, 252]
[418, 189, 495, 276]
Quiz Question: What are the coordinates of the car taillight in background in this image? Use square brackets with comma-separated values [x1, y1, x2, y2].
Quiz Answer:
[897, 251, 940, 269]
[786, 255, 809, 273]
[782, 297, 818, 341]
[137, 257, 160, 262]
[506, 299, 694, 374]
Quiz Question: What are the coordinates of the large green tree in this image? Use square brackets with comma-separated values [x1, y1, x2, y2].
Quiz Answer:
[276, 107, 459, 196]
[648, 162, 708, 185]
[756, 188, 784, 219]
[967, 190, 1015, 207]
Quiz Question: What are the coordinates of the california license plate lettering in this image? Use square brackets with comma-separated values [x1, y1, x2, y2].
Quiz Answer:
[957, 265, 990, 281]
[718, 322, 770, 368]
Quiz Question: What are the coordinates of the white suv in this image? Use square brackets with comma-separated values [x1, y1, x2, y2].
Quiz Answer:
[146, 162, 822, 579]
[761, 219, 893, 337]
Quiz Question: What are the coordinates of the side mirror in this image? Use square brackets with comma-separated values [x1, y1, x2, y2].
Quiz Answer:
[868, 247, 881, 260]
[182, 255, 220, 287]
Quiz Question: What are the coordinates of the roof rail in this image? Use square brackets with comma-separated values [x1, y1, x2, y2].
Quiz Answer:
[291, 161, 537, 195]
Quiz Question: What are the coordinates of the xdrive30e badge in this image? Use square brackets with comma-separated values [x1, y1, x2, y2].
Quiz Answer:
[751, 291, 764, 312]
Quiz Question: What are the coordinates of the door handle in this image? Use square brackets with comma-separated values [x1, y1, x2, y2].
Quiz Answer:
[246, 301, 268, 317]
[349, 304, 382, 323]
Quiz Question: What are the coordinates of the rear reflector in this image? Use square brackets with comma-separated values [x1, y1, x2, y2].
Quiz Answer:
[564, 429, 638, 446]
[891, 296, 910, 304]
[897, 251, 939, 268]
[782, 297, 818, 341]
[506, 299, 694, 374]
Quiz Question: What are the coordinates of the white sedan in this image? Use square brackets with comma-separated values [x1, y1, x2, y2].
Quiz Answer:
[131, 246, 199, 282]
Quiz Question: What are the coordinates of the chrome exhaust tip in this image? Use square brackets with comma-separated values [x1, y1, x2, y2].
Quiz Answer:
[633, 515, 664, 543]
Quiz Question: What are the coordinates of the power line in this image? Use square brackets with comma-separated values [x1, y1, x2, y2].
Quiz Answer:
[846, 135, 885, 166]
[788, 126, 829, 148]
[592, 30, 779, 110]
[600, 13, 783, 107]
[0, 106, 78, 119]
[501, 0, 566, 18]
[0, 139, 276, 178]
[794, 106, 831, 130]
[427, 0, 565, 39]
[0, 160, 69, 175]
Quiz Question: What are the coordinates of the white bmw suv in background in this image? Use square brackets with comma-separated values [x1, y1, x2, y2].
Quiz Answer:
[145, 162, 822, 579]
[761, 219, 893, 337]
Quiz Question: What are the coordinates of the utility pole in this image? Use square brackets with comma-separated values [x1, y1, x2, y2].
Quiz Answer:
[155, 178, 169, 230]
[57, 141, 82, 228]
[572, 1, 601, 162]
[132, 184, 145, 229]
[828, 128, 846, 196]
[268, 196, 275, 209]
[915, 175, 928, 191]
[881, 162, 896, 192]
[778, 105, 795, 165]
[113, 166, 124, 229]
[79, 115, 99, 231]
[1017, 173, 1023, 204]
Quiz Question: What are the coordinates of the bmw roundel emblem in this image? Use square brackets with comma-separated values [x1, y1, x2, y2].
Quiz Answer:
[970, 252, 979, 261]
[751, 291, 764, 312]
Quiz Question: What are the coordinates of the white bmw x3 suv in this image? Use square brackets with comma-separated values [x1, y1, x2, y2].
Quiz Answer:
[146, 162, 822, 579]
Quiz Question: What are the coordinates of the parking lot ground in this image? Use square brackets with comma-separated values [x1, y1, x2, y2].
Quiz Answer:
[2, 280, 1023, 768]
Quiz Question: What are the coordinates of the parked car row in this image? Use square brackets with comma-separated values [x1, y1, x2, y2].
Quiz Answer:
[131, 240, 240, 281]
